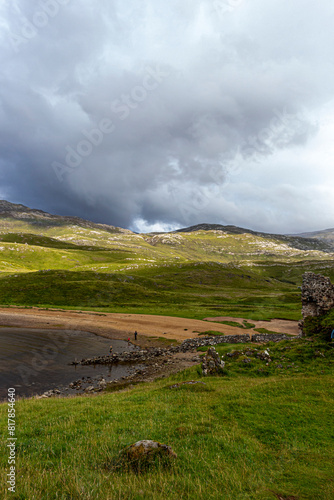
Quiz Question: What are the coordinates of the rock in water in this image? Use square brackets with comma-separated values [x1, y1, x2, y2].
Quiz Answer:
[202, 347, 225, 376]
[119, 440, 177, 471]
[98, 378, 107, 389]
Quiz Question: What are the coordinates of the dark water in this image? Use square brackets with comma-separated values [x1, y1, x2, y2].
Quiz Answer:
[0, 328, 139, 399]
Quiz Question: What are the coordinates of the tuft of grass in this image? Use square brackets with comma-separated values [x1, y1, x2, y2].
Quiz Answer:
[253, 327, 281, 335]
[242, 320, 256, 329]
[215, 320, 243, 328]
[197, 331, 225, 337]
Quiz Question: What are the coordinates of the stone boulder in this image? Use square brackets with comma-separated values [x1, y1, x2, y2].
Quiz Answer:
[119, 440, 177, 471]
[301, 272, 334, 318]
[202, 347, 225, 376]
[299, 272, 334, 336]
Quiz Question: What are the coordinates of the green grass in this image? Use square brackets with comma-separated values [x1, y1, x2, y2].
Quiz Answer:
[0, 263, 302, 320]
[242, 320, 256, 329]
[197, 337, 334, 377]
[211, 320, 256, 329]
[1, 219, 334, 321]
[1, 339, 333, 499]
[197, 331, 225, 336]
[253, 328, 282, 335]
[215, 320, 243, 328]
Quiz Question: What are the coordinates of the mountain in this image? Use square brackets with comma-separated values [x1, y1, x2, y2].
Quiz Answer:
[176, 223, 258, 234]
[174, 223, 334, 253]
[0, 200, 333, 260]
[0, 199, 334, 319]
[0, 200, 132, 235]
[292, 228, 334, 245]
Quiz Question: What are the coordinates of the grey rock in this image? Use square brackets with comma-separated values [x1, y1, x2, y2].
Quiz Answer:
[301, 272, 334, 318]
[202, 347, 225, 376]
[168, 381, 206, 389]
[121, 440, 177, 469]
[98, 378, 107, 388]
[299, 272, 334, 334]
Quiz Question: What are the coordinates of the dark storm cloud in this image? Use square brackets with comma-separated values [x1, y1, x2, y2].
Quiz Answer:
[0, 0, 334, 232]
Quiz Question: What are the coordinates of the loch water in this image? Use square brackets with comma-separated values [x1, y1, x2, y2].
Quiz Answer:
[0, 327, 139, 399]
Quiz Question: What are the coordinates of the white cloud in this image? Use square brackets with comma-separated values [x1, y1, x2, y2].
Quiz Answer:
[131, 218, 180, 234]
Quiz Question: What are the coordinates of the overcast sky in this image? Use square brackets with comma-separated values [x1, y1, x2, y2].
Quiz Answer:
[0, 0, 334, 233]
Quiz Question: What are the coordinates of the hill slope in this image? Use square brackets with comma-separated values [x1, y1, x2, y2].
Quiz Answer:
[293, 227, 334, 245]
[0, 200, 333, 319]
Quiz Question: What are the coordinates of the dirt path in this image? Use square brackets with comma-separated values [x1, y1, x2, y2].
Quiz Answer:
[0, 307, 299, 348]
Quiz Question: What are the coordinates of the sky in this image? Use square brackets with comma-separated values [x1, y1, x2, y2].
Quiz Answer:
[0, 0, 334, 234]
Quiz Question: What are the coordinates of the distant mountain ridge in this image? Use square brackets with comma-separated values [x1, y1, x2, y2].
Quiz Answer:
[0, 200, 333, 251]
[0, 199, 334, 310]
[0, 199, 46, 214]
[292, 228, 334, 244]
[175, 223, 257, 235]
[175, 223, 278, 237]
[174, 223, 334, 251]
[0, 200, 131, 234]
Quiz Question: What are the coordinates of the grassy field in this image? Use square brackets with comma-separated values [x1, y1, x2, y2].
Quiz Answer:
[0, 338, 333, 499]
[1, 259, 333, 320]
[1, 212, 334, 320]
[0, 262, 302, 320]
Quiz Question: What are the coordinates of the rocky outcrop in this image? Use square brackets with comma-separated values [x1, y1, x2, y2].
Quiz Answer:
[301, 272, 334, 318]
[299, 272, 334, 335]
[0, 199, 130, 234]
[202, 347, 225, 376]
[117, 440, 177, 471]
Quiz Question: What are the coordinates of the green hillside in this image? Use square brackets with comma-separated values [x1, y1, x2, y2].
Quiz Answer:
[1, 201, 334, 320]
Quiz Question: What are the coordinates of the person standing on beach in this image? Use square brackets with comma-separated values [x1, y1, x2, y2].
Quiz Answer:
[109, 345, 113, 354]
[134, 331, 138, 340]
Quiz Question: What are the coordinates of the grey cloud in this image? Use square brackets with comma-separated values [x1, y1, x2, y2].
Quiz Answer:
[0, 0, 333, 232]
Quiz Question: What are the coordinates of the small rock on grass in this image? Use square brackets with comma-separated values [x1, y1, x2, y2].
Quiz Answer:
[115, 440, 177, 472]
[168, 381, 206, 389]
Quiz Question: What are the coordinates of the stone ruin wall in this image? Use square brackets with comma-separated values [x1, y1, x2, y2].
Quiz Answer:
[301, 272, 334, 318]
[299, 271, 334, 334]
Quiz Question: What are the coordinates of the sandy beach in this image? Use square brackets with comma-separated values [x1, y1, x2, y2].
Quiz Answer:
[0, 307, 299, 347]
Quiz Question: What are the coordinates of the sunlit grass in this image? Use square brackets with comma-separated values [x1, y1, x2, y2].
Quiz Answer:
[0, 346, 333, 499]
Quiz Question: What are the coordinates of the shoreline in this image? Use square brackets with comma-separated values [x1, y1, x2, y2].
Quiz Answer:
[0, 307, 299, 400]
[0, 306, 299, 345]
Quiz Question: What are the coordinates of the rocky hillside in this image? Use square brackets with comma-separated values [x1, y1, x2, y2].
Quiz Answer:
[0, 201, 333, 275]
[0, 200, 334, 317]
[0, 200, 131, 235]
[293, 228, 334, 246]
[175, 223, 334, 253]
